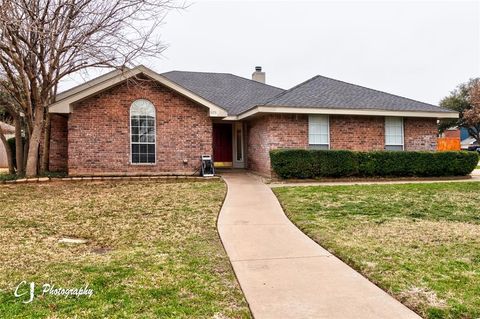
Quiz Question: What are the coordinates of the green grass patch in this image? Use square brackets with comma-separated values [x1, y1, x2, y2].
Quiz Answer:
[274, 182, 480, 319]
[0, 180, 250, 318]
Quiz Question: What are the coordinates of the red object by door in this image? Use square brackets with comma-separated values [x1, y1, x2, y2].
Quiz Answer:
[213, 123, 233, 163]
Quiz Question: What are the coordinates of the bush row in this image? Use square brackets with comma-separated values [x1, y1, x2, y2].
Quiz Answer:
[270, 149, 479, 179]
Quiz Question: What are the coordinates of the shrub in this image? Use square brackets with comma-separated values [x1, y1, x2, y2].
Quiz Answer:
[270, 149, 479, 179]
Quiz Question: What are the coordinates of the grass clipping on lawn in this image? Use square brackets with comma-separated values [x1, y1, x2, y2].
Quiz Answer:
[0, 180, 251, 319]
[274, 182, 480, 319]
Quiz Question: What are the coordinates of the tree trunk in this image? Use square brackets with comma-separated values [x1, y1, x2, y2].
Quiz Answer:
[25, 106, 45, 177]
[0, 127, 14, 174]
[23, 135, 29, 173]
[14, 115, 24, 175]
[40, 112, 50, 174]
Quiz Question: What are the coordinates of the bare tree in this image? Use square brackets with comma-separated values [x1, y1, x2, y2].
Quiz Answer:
[439, 78, 480, 143]
[0, 0, 181, 176]
[0, 80, 25, 174]
[464, 80, 480, 140]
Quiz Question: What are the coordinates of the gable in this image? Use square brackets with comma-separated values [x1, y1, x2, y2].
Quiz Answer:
[49, 66, 228, 118]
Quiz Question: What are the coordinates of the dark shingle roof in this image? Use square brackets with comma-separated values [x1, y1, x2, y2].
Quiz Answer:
[162, 71, 284, 115]
[263, 75, 452, 113]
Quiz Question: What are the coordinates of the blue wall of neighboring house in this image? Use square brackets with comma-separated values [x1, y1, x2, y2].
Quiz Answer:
[460, 127, 470, 141]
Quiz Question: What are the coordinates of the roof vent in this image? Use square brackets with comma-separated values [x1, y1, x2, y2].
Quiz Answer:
[252, 66, 265, 84]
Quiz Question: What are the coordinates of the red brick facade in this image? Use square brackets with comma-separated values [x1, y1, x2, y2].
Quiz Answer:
[330, 115, 385, 151]
[246, 114, 438, 176]
[404, 118, 438, 151]
[49, 114, 68, 172]
[48, 81, 438, 176]
[246, 114, 308, 175]
[56, 79, 212, 176]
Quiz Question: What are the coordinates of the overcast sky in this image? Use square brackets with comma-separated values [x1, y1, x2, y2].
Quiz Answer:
[62, 0, 480, 105]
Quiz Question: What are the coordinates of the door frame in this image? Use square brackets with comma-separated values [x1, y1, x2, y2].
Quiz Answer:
[232, 122, 245, 168]
[212, 121, 245, 169]
[212, 122, 233, 168]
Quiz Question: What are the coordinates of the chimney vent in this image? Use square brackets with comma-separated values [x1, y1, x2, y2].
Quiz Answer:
[252, 66, 266, 84]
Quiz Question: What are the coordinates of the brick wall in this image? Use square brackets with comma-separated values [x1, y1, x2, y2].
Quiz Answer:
[330, 115, 385, 150]
[245, 114, 438, 177]
[246, 114, 308, 176]
[49, 114, 68, 172]
[245, 116, 271, 175]
[404, 117, 437, 151]
[67, 78, 212, 176]
[443, 129, 460, 139]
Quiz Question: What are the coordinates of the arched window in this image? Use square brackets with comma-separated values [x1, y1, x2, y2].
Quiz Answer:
[130, 99, 156, 164]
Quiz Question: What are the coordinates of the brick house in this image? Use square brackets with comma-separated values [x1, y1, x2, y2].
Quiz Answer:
[48, 65, 458, 177]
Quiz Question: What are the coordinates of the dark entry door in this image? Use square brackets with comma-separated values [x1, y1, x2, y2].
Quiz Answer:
[213, 123, 233, 166]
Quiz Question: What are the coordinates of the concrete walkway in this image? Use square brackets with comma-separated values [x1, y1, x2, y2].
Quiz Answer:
[218, 172, 421, 319]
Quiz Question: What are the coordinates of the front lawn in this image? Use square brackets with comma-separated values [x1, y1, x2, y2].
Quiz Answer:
[274, 182, 480, 319]
[0, 180, 250, 318]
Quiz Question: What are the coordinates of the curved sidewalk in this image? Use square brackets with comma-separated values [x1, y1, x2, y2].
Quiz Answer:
[218, 172, 421, 319]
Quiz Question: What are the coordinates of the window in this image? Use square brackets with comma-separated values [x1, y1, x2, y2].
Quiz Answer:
[236, 127, 243, 161]
[130, 99, 156, 164]
[308, 115, 329, 149]
[385, 117, 404, 151]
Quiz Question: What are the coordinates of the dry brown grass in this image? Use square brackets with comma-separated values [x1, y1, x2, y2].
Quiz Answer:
[0, 180, 251, 319]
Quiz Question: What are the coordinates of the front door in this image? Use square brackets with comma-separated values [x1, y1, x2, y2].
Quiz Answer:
[213, 123, 233, 167]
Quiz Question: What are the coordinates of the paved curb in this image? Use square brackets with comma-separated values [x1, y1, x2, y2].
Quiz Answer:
[0, 175, 220, 185]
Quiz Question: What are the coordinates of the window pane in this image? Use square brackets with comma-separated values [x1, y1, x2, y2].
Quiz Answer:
[147, 144, 155, 154]
[385, 145, 403, 151]
[309, 144, 329, 150]
[132, 153, 139, 163]
[132, 144, 139, 153]
[147, 154, 155, 163]
[308, 115, 329, 147]
[385, 117, 403, 147]
[131, 99, 156, 164]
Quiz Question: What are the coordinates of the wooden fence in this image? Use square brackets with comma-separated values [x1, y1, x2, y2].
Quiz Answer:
[437, 137, 461, 151]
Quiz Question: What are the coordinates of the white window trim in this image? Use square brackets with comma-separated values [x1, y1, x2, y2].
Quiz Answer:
[385, 117, 404, 150]
[233, 122, 245, 167]
[130, 99, 157, 165]
[308, 115, 330, 149]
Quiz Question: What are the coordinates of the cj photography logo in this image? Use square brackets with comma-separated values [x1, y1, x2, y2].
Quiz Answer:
[14, 281, 93, 304]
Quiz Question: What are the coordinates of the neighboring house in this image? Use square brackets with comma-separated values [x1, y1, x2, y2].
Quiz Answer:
[47, 65, 458, 177]
[0, 121, 15, 168]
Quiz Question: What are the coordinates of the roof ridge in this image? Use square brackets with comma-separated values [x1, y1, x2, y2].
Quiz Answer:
[162, 70, 232, 76]
[57, 68, 126, 98]
[162, 70, 285, 91]
[262, 75, 321, 105]
[313, 74, 442, 109]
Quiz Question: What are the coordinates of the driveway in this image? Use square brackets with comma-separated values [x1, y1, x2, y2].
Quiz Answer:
[217, 172, 420, 319]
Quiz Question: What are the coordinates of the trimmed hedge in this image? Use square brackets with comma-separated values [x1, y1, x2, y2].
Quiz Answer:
[270, 149, 479, 179]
